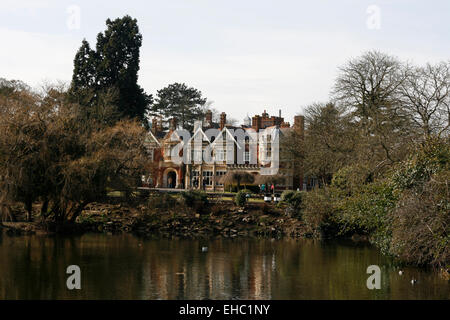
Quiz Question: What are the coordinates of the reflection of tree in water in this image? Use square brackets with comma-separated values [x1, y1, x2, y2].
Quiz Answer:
[0, 233, 148, 299]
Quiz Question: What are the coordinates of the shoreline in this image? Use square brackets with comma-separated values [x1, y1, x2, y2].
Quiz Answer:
[1, 201, 315, 239]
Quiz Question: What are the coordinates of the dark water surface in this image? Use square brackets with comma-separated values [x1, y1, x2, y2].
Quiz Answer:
[0, 231, 448, 299]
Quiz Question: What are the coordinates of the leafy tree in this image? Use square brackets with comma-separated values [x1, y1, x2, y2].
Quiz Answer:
[151, 83, 207, 131]
[70, 16, 152, 125]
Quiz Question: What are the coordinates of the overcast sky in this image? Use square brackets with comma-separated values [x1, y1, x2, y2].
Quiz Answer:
[1, 0, 449, 124]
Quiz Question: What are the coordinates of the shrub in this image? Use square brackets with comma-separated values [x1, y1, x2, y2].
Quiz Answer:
[287, 191, 304, 207]
[331, 164, 372, 195]
[281, 190, 304, 218]
[386, 137, 449, 266]
[235, 190, 248, 207]
[148, 193, 177, 210]
[240, 188, 253, 195]
[180, 190, 208, 212]
[390, 169, 449, 268]
[391, 137, 450, 191]
[301, 187, 337, 237]
[335, 181, 398, 251]
[281, 190, 295, 202]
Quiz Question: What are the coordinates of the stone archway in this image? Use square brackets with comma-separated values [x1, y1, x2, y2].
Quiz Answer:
[163, 169, 178, 188]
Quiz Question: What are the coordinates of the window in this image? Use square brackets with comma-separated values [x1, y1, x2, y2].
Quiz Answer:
[164, 147, 170, 159]
[216, 171, 226, 186]
[215, 148, 226, 162]
[244, 137, 250, 163]
[244, 151, 250, 162]
[148, 148, 154, 161]
[266, 134, 272, 158]
[266, 145, 272, 158]
[192, 149, 202, 163]
[192, 171, 200, 188]
[203, 171, 213, 186]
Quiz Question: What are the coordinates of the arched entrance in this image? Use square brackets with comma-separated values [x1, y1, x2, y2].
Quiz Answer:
[164, 169, 177, 188]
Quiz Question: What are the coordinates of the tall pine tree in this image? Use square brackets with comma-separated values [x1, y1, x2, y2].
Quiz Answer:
[70, 16, 152, 126]
[151, 82, 207, 131]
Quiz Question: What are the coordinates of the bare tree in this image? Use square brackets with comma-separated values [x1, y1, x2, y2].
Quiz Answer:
[332, 51, 409, 119]
[400, 62, 450, 137]
[0, 82, 150, 228]
[300, 103, 357, 184]
[332, 51, 415, 165]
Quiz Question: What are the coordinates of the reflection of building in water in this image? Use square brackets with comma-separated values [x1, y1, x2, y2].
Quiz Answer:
[138, 241, 274, 299]
[247, 255, 272, 299]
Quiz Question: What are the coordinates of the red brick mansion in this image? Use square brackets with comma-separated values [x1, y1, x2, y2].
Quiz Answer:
[143, 110, 305, 192]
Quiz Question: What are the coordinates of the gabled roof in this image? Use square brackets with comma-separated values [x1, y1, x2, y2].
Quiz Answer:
[210, 126, 243, 150]
[188, 127, 211, 144]
[145, 130, 162, 146]
[164, 129, 184, 142]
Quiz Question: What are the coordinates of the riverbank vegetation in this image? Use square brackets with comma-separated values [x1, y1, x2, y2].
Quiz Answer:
[284, 52, 449, 269]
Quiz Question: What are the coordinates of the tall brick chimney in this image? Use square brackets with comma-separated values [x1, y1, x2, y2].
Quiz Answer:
[294, 115, 305, 138]
[220, 112, 226, 130]
[252, 115, 261, 131]
[205, 110, 213, 128]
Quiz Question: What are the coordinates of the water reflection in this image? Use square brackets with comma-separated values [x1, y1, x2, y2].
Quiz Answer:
[0, 231, 448, 299]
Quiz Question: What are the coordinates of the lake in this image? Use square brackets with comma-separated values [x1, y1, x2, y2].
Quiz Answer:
[0, 231, 448, 299]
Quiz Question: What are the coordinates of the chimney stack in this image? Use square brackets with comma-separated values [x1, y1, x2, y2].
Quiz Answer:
[205, 110, 213, 128]
[220, 112, 226, 130]
[294, 115, 305, 138]
[252, 115, 261, 132]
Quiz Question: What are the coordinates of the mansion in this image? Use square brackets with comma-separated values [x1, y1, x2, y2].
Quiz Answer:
[144, 110, 305, 192]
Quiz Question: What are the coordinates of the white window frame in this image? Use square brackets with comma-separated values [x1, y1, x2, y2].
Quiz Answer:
[215, 171, 226, 186]
[203, 171, 213, 186]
